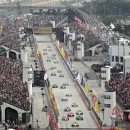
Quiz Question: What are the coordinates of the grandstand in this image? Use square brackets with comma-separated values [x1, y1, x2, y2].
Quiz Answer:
[67, 21, 100, 56]
[0, 14, 66, 129]
[1, 15, 65, 53]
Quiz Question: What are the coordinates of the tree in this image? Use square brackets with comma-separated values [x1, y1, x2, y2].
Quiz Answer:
[64, 9, 85, 23]
[113, 24, 130, 36]
[51, 9, 57, 15]
[81, 2, 92, 14]
[103, 15, 114, 25]
[46, 9, 51, 15]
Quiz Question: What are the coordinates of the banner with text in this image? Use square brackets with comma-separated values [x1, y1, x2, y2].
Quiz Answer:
[33, 26, 52, 34]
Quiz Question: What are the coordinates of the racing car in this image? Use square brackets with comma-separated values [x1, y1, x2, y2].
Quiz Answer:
[76, 115, 83, 120]
[52, 84, 58, 88]
[43, 49, 47, 51]
[47, 45, 51, 48]
[57, 70, 62, 73]
[52, 57, 56, 60]
[47, 59, 51, 62]
[51, 66, 57, 69]
[60, 85, 66, 89]
[52, 54, 56, 57]
[43, 52, 47, 55]
[47, 56, 52, 58]
[61, 97, 68, 101]
[66, 93, 72, 97]
[64, 107, 71, 112]
[51, 73, 56, 76]
[59, 74, 64, 77]
[71, 103, 78, 107]
[76, 110, 83, 115]
[71, 122, 79, 127]
[67, 112, 74, 117]
[54, 61, 58, 64]
[62, 83, 69, 86]
[62, 116, 69, 121]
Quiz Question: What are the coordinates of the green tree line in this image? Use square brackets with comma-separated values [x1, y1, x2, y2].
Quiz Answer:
[81, 0, 130, 36]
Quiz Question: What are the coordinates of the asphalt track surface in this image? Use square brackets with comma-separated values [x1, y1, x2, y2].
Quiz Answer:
[36, 34, 98, 130]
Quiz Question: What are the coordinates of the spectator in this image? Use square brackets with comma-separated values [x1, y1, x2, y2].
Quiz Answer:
[0, 55, 29, 109]
[105, 72, 130, 108]
[68, 21, 100, 50]
[0, 14, 66, 130]
[1, 15, 65, 52]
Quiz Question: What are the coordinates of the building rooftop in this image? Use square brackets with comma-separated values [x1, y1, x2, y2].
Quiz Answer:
[124, 55, 130, 60]
[109, 45, 130, 49]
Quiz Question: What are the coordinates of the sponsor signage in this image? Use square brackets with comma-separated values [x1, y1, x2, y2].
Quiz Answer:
[33, 26, 52, 34]
[114, 127, 123, 130]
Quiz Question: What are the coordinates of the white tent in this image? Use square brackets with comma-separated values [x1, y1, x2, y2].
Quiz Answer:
[119, 38, 129, 45]
[110, 23, 115, 30]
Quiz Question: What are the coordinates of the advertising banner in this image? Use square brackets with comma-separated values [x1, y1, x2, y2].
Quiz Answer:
[128, 112, 130, 120]
[0, 25, 2, 31]
[33, 26, 52, 34]
[60, 47, 65, 57]
[120, 110, 123, 119]
[112, 106, 116, 115]
[35, 45, 44, 70]
[114, 127, 123, 130]
[52, 33, 56, 41]
[94, 101, 100, 112]
[84, 83, 89, 93]
[64, 52, 68, 61]
[74, 16, 82, 23]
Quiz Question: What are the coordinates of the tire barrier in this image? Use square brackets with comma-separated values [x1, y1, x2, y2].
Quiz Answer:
[47, 107, 58, 130]
[48, 84, 58, 112]
[47, 83, 59, 130]
[35, 44, 44, 70]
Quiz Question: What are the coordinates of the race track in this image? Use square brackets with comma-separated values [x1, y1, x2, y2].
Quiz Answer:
[36, 34, 98, 130]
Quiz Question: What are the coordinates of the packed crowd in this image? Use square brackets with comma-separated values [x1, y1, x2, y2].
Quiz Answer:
[1, 15, 65, 52]
[2, 119, 22, 130]
[91, 64, 104, 72]
[105, 72, 130, 108]
[91, 63, 122, 73]
[68, 21, 100, 50]
[0, 14, 65, 128]
[29, 15, 65, 25]
[0, 56, 30, 110]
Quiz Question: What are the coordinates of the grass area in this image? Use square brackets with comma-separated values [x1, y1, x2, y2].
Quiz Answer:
[91, 65, 94, 70]
[84, 73, 89, 79]
[98, 74, 101, 79]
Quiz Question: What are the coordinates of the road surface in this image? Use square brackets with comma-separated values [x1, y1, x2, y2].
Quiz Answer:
[36, 34, 98, 129]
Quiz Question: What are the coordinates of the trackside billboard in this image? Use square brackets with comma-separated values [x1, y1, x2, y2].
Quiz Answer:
[33, 26, 52, 34]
